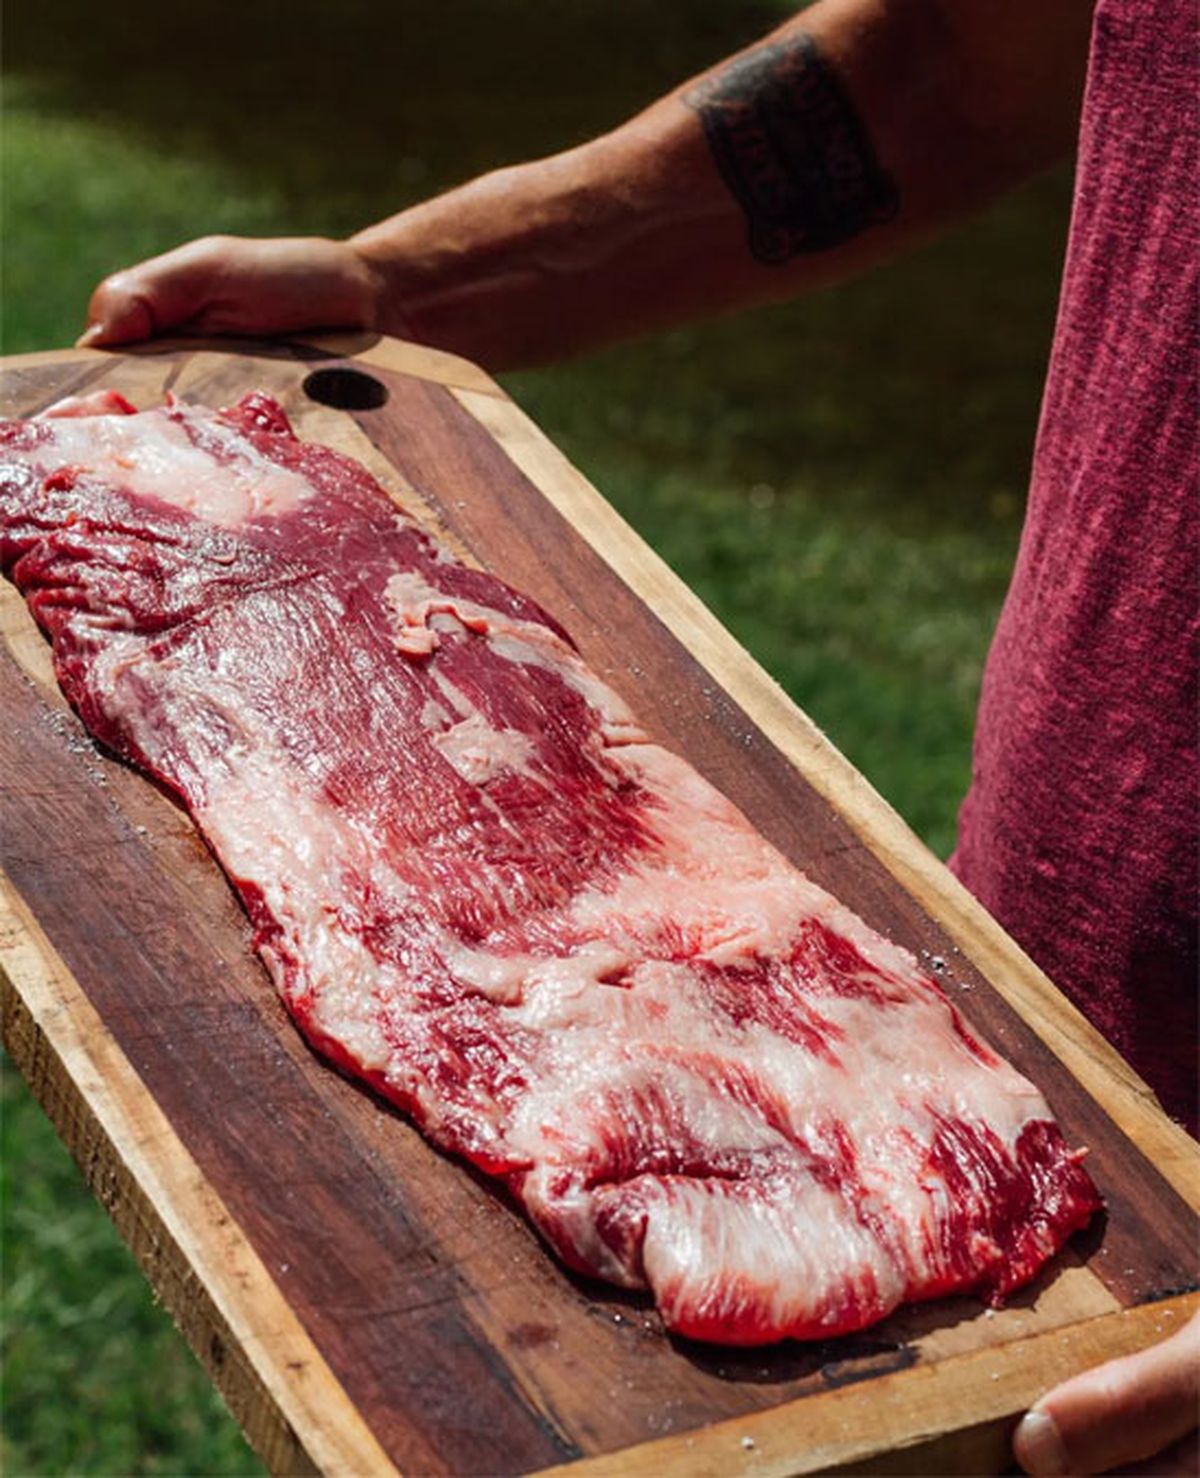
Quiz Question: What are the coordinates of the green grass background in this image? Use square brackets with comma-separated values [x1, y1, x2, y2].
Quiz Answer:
[2, 2, 1073, 1471]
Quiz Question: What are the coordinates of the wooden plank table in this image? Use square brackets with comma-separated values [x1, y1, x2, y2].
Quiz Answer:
[2, 336, 1196, 1476]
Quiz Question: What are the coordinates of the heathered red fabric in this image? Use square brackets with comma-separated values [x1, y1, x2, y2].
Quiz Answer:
[952, 0, 1198, 1135]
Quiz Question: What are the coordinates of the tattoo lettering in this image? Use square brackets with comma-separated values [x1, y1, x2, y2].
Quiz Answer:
[684, 33, 898, 264]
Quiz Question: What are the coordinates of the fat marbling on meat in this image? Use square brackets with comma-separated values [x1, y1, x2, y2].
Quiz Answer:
[0, 389, 1100, 1345]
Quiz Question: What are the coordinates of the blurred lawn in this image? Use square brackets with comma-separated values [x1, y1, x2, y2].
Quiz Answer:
[1, 2, 1073, 1472]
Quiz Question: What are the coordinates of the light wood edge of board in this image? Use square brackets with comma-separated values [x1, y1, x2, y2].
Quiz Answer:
[0, 345, 211, 370]
[531, 1292, 1200, 1478]
[450, 385, 1200, 1209]
[0, 333, 505, 401]
[1, 346, 107, 372]
[289, 331, 508, 398]
[0, 874, 400, 1478]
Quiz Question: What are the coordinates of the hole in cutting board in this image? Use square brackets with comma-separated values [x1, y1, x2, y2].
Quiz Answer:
[302, 367, 389, 411]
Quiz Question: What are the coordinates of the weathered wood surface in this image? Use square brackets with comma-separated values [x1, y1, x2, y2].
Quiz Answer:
[2, 337, 1196, 1476]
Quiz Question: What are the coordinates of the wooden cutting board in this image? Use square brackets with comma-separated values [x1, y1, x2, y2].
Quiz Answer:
[2, 335, 1196, 1477]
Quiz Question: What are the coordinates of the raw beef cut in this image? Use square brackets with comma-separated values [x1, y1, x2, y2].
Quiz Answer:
[0, 389, 1100, 1345]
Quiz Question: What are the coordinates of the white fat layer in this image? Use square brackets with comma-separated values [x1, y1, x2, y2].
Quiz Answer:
[419, 697, 453, 731]
[41, 390, 136, 418]
[39, 406, 313, 526]
[197, 751, 404, 1074]
[505, 965, 1037, 1174]
[432, 713, 538, 787]
[383, 571, 491, 656]
[637, 1175, 907, 1333]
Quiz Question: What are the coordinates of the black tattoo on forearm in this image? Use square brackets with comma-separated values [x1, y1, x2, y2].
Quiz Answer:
[684, 33, 898, 265]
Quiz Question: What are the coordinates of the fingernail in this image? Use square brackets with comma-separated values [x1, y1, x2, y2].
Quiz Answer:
[1014, 1409, 1068, 1476]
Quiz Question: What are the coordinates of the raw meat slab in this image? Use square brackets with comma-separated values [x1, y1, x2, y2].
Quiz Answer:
[0, 381, 1101, 1344]
[2, 337, 1196, 1476]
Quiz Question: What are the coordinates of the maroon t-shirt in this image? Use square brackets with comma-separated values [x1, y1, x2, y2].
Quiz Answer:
[952, 0, 1198, 1133]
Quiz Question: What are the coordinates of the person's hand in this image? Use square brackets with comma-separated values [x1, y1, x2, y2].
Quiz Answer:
[1014, 1308, 1200, 1475]
[78, 235, 383, 348]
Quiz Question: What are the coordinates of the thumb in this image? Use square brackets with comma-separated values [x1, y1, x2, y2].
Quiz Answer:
[77, 237, 235, 347]
[1014, 1309, 1200, 1476]
[78, 270, 160, 347]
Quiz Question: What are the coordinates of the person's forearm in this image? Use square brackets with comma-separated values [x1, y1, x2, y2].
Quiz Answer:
[352, 0, 1092, 368]
[77, 0, 1092, 359]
